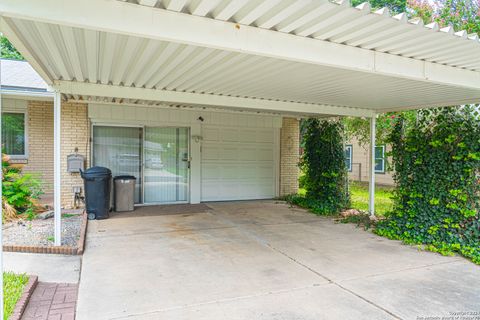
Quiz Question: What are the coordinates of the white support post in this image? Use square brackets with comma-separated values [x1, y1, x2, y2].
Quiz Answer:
[368, 115, 376, 217]
[0, 48, 4, 320]
[53, 90, 62, 246]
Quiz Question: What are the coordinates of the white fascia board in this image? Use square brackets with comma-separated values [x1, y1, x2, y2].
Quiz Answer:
[53, 80, 375, 117]
[1, 0, 479, 91]
[0, 88, 54, 100]
[378, 97, 480, 112]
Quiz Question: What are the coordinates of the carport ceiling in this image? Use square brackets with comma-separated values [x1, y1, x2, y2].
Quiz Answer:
[1, 0, 480, 115]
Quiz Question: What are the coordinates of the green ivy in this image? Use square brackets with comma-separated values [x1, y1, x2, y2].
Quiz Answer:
[296, 119, 349, 215]
[376, 106, 480, 264]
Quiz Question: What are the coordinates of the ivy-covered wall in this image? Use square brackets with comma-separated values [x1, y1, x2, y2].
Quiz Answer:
[293, 119, 349, 215]
[376, 106, 480, 264]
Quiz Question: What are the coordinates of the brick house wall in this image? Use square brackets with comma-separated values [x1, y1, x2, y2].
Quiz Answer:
[23, 100, 89, 208]
[23, 101, 54, 194]
[60, 102, 90, 208]
[279, 117, 300, 196]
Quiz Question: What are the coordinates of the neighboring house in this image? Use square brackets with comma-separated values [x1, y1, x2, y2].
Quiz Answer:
[1, 58, 300, 208]
[345, 137, 394, 186]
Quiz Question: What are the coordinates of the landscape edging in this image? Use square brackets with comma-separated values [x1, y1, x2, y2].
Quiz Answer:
[9, 275, 38, 320]
[3, 211, 87, 255]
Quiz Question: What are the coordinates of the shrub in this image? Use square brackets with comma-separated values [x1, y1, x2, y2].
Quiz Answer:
[296, 119, 349, 215]
[2, 154, 43, 221]
[376, 106, 480, 264]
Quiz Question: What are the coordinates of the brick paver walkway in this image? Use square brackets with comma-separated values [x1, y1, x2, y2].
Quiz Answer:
[21, 282, 78, 320]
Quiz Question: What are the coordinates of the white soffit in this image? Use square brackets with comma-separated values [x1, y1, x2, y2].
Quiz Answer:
[0, 0, 479, 114]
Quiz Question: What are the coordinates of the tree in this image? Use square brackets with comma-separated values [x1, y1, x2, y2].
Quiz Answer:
[343, 111, 416, 148]
[0, 36, 23, 60]
[352, 0, 407, 14]
[408, 0, 480, 35]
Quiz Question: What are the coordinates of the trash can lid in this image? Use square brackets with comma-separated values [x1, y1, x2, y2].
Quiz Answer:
[81, 166, 112, 179]
[114, 175, 136, 181]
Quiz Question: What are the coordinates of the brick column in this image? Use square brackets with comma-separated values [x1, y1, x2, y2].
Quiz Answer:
[280, 117, 300, 196]
[60, 102, 90, 208]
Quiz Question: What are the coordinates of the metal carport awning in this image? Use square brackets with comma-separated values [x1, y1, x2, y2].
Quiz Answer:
[0, 0, 480, 117]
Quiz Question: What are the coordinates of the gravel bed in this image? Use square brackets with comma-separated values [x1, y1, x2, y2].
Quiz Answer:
[3, 214, 83, 247]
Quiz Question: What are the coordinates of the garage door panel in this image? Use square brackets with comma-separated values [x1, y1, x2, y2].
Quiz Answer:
[257, 148, 274, 161]
[203, 128, 219, 141]
[222, 147, 238, 160]
[239, 130, 257, 142]
[222, 130, 239, 142]
[221, 165, 240, 179]
[202, 146, 219, 160]
[257, 130, 274, 143]
[239, 147, 257, 161]
[201, 126, 276, 201]
[257, 165, 274, 178]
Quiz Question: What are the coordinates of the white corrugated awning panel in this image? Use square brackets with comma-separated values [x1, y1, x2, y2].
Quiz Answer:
[121, 0, 480, 72]
[0, 0, 479, 116]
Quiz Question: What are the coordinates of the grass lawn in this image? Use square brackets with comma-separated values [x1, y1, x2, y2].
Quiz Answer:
[299, 181, 394, 216]
[349, 182, 394, 216]
[4, 272, 29, 320]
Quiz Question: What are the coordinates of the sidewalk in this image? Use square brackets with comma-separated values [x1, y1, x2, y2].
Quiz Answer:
[21, 282, 78, 320]
[4, 252, 81, 283]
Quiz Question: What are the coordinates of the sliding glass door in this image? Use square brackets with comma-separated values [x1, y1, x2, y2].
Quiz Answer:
[144, 127, 189, 204]
[92, 125, 189, 204]
[92, 126, 143, 203]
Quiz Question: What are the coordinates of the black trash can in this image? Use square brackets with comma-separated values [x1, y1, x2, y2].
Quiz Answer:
[80, 166, 112, 220]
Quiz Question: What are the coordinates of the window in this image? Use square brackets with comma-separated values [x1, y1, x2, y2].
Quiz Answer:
[2, 112, 26, 157]
[345, 145, 352, 172]
[375, 145, 385, 173]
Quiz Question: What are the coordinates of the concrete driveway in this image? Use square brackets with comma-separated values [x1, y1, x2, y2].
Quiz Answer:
[77, 201, 479, 320]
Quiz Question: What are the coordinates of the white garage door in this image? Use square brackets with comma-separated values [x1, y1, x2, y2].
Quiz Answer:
[201, 126, 277, 201]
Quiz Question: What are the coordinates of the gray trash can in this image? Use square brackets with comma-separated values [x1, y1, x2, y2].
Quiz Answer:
[113, 175, 136, 212]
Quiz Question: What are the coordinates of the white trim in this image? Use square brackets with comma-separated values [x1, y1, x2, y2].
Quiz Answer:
[189, 123, 201, 204]
[1, 0, 479, 90]
[368, 116, 376, 217]
[0, 88, 54, 100]
[0, 45, 4, 320]
[374, 145, 386, 174]
[1, 110, 28, 159]
[345, 144, 353, 172]
[55, 81, 375, 117]
[274, 127, 280, 198]
[53, 90, 61, 246]
[81, 99, 286, 118]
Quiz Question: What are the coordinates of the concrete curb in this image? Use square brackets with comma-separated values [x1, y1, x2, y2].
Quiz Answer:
[3, 212, 87, 255]
[77, 211, 88, 255]
[10, 275, 38, 320]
